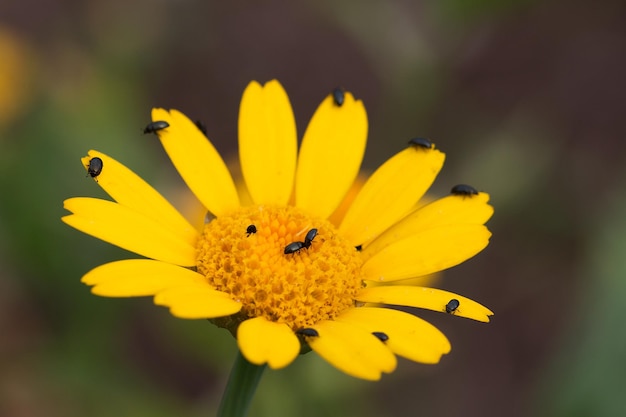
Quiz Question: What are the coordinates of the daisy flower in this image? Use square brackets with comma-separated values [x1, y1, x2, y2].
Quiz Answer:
[62, 80, 493, 382]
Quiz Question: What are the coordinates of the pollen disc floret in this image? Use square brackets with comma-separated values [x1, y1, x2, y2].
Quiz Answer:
[196, 205, 364, 330]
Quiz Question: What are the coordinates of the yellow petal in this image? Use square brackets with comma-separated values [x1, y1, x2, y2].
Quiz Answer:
[356, 286, 493, 322]
[362, 224, 491, 281]
[81, 259, 207, 297]
[327, 174, 367, 227]
[295, 91, 368, 219]
[339, 146, 445, 246]
[154, 285, 241, 319]
[337, 307, 451, 364]
[81, 150, 198, 244]
[62, 197, 196, 266]
[308, 320, 396, 380]
[238, 80, 297, 205]
[237, 317, 300, 369]
[365, 272, 440, 288]
[151, 108, 239, 216]
[363, 192, 493, 259]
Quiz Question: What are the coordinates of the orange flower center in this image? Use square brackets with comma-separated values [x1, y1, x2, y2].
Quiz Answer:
[196, 205, 364, 329]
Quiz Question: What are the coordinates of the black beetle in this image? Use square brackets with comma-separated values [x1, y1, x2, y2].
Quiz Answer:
[355, 244, 363, 252]
[87, 157, 103, 179]
[332, 87, 345, 106]
[303, 228, 318, 248]
[246, 225, 257, 236]
[450, 184, 478, 196]
[445, 299, 460, 314]
[195, 120, 207, 136]
[372, 332, 389, 342]
[408, 137, 433, 149]
[143, 120, 169, 134]
[296, 328, 319, 337]
[284, 241, 305, 255]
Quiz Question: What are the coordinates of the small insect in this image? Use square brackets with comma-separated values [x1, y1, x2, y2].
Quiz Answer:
[284, 241, 305, 255]
[450, 184, 479, 197]
[296, 328, 319, 337]
[408, 137, 433, 149]
[445, 299, 460, 314]
[246, 224, 257, 236]
[332, 87, 345, 106]
[86, 157, 103, 180]
[303, 228, 318, 248]
[372, 332, 389, 342]
[355, 245, 362, 252]
[143, 120, 169, 134]
[195, 120, 207, 136]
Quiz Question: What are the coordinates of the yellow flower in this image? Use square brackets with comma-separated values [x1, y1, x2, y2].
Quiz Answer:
[62, 80, 493, 380]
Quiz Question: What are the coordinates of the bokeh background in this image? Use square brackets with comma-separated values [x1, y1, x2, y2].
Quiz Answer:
[1, 1, 626, 416]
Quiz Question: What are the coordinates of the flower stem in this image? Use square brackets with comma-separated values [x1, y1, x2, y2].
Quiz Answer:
[217, 350, 266, 417]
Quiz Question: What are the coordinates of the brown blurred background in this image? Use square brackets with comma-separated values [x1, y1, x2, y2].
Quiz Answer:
[1, 0, 626, 416]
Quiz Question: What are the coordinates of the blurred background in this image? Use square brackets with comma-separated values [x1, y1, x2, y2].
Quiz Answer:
[1, 0, 625, 416]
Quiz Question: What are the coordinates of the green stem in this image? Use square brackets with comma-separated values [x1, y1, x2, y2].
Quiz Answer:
[217, 350, 267, 417]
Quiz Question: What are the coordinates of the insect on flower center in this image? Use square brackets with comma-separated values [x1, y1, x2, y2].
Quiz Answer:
[196, 205, 364, 330]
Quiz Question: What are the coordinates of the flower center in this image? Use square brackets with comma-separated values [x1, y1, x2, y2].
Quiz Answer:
[196, 205, 364, 330]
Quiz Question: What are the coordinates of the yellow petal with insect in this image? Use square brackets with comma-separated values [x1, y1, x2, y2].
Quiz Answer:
[295, 91, 367, 219]
[151, 108, 240, 217]
[339, 146, 445, 246]
[362, 192, 493, 260]
[337, 307, 451, 363]
[81, 150, 198, 244]
[355, 286, 494, 322]
[307, 319, 396, 380]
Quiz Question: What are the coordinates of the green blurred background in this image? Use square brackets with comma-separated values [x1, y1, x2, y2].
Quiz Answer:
[1, 1, 625, 416]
